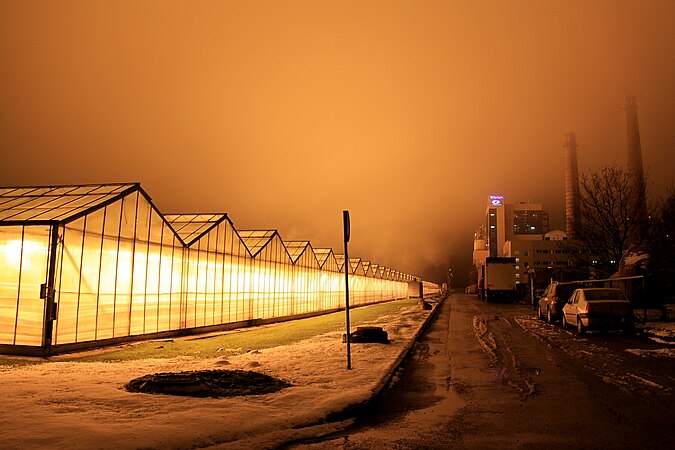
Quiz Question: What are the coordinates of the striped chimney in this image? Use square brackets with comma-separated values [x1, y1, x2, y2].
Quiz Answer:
[623, 95, 648, 240]
[563, 132, 581, 239]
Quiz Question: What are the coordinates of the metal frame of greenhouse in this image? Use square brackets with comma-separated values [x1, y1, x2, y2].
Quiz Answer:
[0, 182, 438, 356]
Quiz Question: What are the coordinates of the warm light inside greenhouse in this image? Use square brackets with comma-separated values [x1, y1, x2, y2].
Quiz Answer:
[0, 183, 437, 355]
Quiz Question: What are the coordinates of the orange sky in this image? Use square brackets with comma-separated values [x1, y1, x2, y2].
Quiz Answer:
[1, 0, 674, 284]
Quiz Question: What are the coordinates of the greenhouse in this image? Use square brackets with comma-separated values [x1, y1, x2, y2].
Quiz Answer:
[0, 183, 436, 355]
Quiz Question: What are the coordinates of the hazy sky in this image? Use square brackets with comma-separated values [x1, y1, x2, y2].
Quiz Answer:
[1, 1, 674, 284]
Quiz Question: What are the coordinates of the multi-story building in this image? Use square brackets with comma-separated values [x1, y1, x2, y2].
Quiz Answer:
[473, 196, 580, 294]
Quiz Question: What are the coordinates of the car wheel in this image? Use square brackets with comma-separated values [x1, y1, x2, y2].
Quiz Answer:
[547, 309, 554, 324]
[577, 317, 585, 335]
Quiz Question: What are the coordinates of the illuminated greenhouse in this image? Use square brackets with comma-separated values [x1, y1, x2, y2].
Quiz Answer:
[0, 183, 437, 355]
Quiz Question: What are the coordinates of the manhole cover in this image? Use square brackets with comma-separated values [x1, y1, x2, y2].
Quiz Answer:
[125, 369, 291, 398]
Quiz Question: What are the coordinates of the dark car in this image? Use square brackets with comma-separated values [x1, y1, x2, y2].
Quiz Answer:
[537, 282, 584, 324]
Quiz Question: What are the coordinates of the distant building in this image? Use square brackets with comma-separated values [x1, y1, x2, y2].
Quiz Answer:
[482, 195, 549, 258]
[473, 196, 581, 292]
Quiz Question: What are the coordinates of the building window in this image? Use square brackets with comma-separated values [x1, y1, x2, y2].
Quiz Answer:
[488, 208, 497, 258]
[513, 210, 544, 235]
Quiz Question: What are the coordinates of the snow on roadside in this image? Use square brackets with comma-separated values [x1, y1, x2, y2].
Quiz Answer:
[515, 315, 673, 394]
[625, 348, 675, 358]
[0, 303, 433, 450]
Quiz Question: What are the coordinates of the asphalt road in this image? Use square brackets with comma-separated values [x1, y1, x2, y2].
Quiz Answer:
[290, 293, 675, 449]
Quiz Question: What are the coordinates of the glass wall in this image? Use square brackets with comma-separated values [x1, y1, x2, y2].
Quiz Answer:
[292, 245, 320, 315]
[250, 234, 293, 320]
[0, 225, 50, 346]
[53, 191, 185, 345]
[0, 184, 437, 352]
[316, 249, 342, 311]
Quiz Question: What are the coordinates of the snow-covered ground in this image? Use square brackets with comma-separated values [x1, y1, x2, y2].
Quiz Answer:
[0, 302, 435, 450]
[2, 299, 673, 450]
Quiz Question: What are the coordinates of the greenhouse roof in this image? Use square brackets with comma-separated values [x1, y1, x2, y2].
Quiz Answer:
[0, 183, 139, 224]
[313, 248, 333, 266]
[334, 254, 346, 271]
[0, 182, 422, 282]
[164, 213, 229, 246]
[313, 248, 340, 270]
[238, 230, 277, 257]
[349, 258, 363, 274]
[283, 241, 310, 263]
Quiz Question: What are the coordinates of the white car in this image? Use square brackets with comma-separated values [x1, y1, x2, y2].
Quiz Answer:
[562, 288, 634, 335]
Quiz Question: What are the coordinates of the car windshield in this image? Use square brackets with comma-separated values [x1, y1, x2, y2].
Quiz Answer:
[583, 290, 627, 301]
[557, 285, 578, 300]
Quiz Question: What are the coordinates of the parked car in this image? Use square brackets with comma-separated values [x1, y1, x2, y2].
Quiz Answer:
[562, 288, 634, 335]
[538, 282, 582, 324]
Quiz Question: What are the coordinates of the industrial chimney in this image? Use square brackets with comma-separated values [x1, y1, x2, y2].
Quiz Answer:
[623, 95, 648, 240]
[563, 132, 581, 239]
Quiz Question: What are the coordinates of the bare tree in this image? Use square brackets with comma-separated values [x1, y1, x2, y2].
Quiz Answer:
[574, 166, 646, 277]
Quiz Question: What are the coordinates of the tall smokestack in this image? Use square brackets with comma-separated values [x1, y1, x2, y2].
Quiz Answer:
[623, 95, 648, 240]
[563, 132, 581, 239]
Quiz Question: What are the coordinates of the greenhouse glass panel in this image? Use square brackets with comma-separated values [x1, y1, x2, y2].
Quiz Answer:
[129, 198, 151, 336]
[0, 226, 50, 346]
[161, 230, 181, 331]
[76, 209, 106, 342]
[142, 209, 165, 334]
[112, 192, 138, 339]
[184, 246, 198, 328]
[208, 225, 222, 325]
[216, 224, 227, 324]
[55, 218, 85, 344]
[222, 226, 234, 324]
[96, 201, 122, 340]
[1, 197, 56, 221]
[201, 233, 215, 327]
[0, 226, 24, 344]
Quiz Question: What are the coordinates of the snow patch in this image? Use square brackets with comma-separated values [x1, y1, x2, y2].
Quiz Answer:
[0, 303, 434, 449]
[626, 373, 667, 390]
[625, 348, 675, 358]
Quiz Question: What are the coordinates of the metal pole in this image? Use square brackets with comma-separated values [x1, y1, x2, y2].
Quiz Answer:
[343, 210, 351, 370]
[642, 276, 647, 323]
[42, 222, 60, 351]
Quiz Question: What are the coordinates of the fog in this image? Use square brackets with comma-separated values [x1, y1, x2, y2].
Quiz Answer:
[1, 1, 674, 284]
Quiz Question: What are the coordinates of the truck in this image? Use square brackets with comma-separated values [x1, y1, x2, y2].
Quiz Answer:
[478, 257, 517, 302]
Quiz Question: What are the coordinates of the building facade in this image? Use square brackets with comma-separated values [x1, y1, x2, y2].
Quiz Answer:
[473, 196, 577, 293]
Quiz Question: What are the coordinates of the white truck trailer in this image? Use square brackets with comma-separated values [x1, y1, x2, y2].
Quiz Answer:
[478, 257, 517, 302]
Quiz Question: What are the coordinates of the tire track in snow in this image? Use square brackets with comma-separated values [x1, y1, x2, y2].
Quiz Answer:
[473, 316, 536, 398]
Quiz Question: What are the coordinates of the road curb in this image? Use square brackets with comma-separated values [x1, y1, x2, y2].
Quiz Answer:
[324, 293, 448, 422]
[370, 294, 447, 398]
